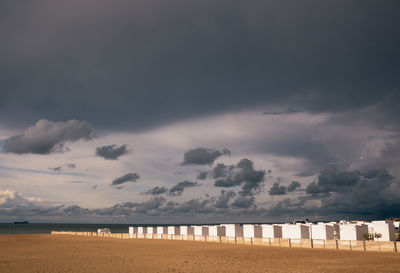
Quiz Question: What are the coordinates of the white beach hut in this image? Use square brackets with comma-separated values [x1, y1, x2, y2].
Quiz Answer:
[179, 225, 193, 239]
[371, 220, 396, 241]
[311, 223, 335, 240]
[146, 226, 155, 238]
[243, 224, 262, 238]
[207, 225, 218, 241]
[190, 225, 202, 240]
[180, 225, 188, 235]
[208, 225, 218, 237]
[208, 225, 226, 240]
[281, 224, 310, 239]
[147, 226, 154, 234]
[220, 224, 243, 238]
[260, 224, 282, 239]
[192, 226, 203, 236]
[137, 226, 145, 238]
[339, 224, 368, 241]
[156, 226, 168, 239]
[167, 226, 180, 237]
[129, 226, 135, 238]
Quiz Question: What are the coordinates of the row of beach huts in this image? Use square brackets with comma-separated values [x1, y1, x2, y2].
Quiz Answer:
[51, 219, 399, 252]
[128, 220, 399, 242]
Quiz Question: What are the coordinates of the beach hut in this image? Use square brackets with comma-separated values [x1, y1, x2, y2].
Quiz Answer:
[371, 220, 396, 241]
[146, 226, 155, 238]
[281, 224, 310, 239]
[208, 225, 225, 237]
[260, 224, 282, 238]
[156, 226, 166, 234]
[156, 226, 168, 239]
[339, 224, 368, 241]
[220, 224, 243, 238]
[311, 223, 335, 240]
[192, 226, 203, 236]
[167, 226, 174, 235]
[128, 227, 135, 238]
[243, 224, 262, 238]
[326, 222, 340, 239]
[207, 225, 226, 241]
[179, 226, 193, 239]
[202, 226, 209, 236]
[180, 226, 194, 235]
[180, 225, 188, 236]
[167, 226, 180, 238]
[137, 226, 147, 238]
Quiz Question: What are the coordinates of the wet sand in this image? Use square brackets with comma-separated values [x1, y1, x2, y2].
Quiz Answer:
[0, 234, 399, 273]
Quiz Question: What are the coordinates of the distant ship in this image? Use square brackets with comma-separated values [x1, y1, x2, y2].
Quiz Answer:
[13, 221, 29, 224]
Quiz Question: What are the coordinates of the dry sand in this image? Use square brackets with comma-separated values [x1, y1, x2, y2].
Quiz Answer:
[0, 235, 399, 273]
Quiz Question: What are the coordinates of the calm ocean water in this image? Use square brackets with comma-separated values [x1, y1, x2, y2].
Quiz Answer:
[0, 223, 134, 234]
[0, 222, 282, 234]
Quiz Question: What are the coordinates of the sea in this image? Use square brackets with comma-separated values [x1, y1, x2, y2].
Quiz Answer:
[0, 223, 135, 234]
[0, 222, 281, 234]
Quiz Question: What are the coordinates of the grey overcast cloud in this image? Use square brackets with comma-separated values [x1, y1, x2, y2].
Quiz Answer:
[0, 0, 399, 223]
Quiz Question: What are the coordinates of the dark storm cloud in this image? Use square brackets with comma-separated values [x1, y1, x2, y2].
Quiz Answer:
[287, 181, 301, 192]
[134, 197, 167, 214]
[173, 198, 216, 214]
[142, 186, 168, 196]
[196, 171, 208, 180]
[264, 168, 400, 220]
[97, 197, 167, 215]
[95, 144, 131, 160]
[212, 163, 233, 179]
[215, 190, 236, 209]
[232, 196, 256, 209]
[182, 148, 230, 165]
[2, 0, 398, 131]
[2, 166, 399, 221]
[298, 167, 400, 218]
[63, 205, 89, 215]
[268, 197, 309, 217]
[168, 181, 198, 196]
[214, 159, 265, 196]
[306, 167, 360, 194]
[3, 119, 93, 154]
[111, 173, 140, 186]
[269, 183, 287, 195]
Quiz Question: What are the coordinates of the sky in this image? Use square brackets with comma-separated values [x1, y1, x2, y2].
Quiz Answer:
[0, 0, 400, 223]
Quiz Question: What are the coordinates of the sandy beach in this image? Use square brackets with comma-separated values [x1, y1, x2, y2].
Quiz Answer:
[0, 234, 399, 273]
